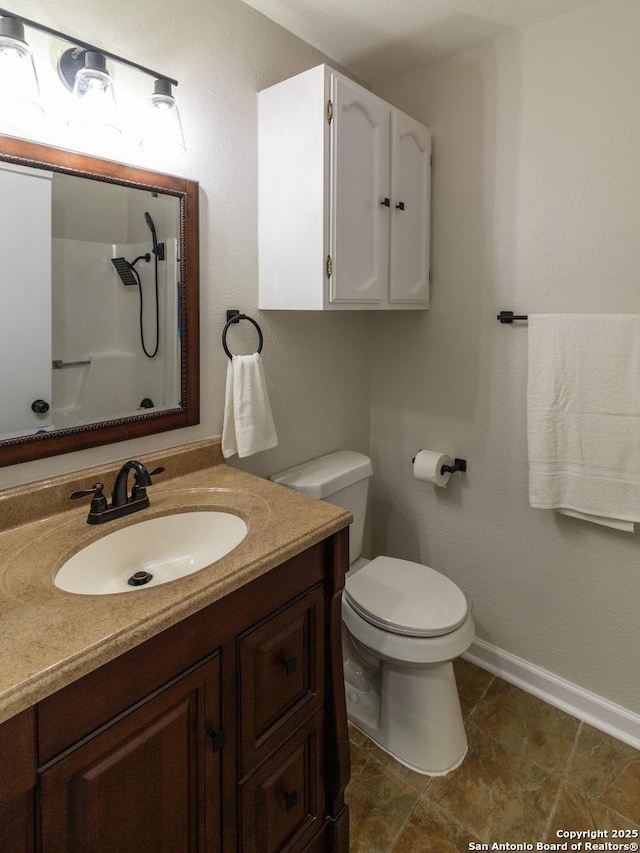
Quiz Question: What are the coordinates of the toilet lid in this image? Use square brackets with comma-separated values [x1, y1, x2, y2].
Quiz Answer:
[344, 556, 468, 638]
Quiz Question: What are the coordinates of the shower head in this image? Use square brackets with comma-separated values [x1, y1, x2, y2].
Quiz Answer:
[111, 254, 149, 286]
[111, 257, 137, 286]
[144, 211, 165, 261]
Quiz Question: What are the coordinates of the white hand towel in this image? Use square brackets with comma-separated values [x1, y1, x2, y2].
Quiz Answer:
[222, 353, 278, 459]
[527, 314, 640, 532]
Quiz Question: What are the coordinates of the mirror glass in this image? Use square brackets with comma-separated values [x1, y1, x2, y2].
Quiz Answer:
[0, 135, 199, 467]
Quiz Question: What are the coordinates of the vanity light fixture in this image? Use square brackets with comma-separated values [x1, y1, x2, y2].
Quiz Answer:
[0, 15, 43, 131]
[0, 8, 185, 151]
[59, 47, 121, 138]
[140, 78, 186, 155]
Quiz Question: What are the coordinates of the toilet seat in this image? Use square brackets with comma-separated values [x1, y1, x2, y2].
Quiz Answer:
[344, 556, 468, 638]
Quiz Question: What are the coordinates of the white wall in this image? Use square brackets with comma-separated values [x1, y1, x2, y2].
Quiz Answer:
[0, 0, 370, 489]
[373, 0, 640, 713]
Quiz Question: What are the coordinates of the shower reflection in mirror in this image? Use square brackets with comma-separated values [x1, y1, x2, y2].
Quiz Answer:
[0, 161, 181, 439]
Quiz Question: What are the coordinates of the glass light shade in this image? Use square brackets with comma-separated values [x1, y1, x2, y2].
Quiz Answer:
[67, 51, 121, 139]
[140, 79, 186, 155]
[0, 18, 43, 131]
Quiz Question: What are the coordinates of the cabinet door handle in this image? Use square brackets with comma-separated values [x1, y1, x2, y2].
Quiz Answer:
[395, 201, 405, 210]
[380, 197, 391, 207]
[282, 656, 297, 677]
[284, 789, 298, 811]
[210, 729, 225, 753]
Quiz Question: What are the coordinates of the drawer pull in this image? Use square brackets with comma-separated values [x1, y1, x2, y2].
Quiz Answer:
[210, 729, 225, 753]
[282, 656, 297, 677]
[284, 789, 298, 811]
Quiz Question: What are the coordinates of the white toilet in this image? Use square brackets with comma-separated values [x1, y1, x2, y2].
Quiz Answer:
[271, 450, 475, 776]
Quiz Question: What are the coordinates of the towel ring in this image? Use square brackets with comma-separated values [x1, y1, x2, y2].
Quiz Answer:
[222, 312, 264, 359]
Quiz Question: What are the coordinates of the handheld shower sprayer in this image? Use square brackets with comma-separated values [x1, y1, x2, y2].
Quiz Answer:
[109, 210, 164, 360]
[144, 211, 165, 261]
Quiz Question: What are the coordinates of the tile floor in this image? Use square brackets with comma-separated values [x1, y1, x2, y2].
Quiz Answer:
[345, 659, 640, 852]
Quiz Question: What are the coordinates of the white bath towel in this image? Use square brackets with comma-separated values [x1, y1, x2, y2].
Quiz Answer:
[527, 314, 640, 532]
[222, 353, 278, 459]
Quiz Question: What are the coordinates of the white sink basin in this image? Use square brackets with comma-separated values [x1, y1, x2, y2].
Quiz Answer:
[55, 511, 248, 595]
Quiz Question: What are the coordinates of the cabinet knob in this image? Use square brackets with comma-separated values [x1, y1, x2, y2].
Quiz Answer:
[284, 789, 298, 811]
[380, 197, 390, 207]
[395, 201, 405, 211]
[282, 656, 297, 677]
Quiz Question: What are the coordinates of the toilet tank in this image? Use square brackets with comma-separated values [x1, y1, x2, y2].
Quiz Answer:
[270, 451, 373, 566]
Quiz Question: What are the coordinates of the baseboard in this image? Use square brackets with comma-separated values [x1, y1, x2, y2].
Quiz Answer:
[463, 638, 640, 750]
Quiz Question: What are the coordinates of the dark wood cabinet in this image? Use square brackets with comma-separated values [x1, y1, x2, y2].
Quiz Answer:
[39, 656, 221, 853]
[0, 530, 350, 853]
[0, 707, 36, 853]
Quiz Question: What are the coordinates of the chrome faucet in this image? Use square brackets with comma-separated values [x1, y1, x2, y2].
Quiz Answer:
[70, 461, 165, 524]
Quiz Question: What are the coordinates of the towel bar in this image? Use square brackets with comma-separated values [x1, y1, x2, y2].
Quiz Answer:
[222, 310, 264, 359]
[497, 311, 528, 323]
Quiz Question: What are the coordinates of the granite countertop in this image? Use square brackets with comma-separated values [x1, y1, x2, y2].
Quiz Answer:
[0, 439, 351, 725]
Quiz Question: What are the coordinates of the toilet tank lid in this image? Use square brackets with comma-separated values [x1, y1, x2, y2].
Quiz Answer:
[270, 450, 373, 498]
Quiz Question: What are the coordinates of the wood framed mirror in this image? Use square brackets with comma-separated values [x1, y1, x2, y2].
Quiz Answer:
[0, 134, 199, 467]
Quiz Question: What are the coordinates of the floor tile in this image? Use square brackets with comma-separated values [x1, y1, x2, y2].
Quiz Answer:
[390, 796, 483, 852]
[547, 784, 640, 838]
[345, 756, 420, 853]
[471, 678, 580, 774]
[363, 736, 435, 795]
[426, 719, 563, 843]
[454, 658, 493, 719]
[562, 724, 640, 824]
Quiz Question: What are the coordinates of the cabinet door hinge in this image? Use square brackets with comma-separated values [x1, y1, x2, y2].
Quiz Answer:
[327, 99, 333, 124]
[326, 255, 333, 277]
[430, 153, 433, 168]
[210, 729, 225, 753]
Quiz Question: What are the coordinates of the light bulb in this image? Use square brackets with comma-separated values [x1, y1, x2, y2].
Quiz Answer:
[140, 78, 186, 155]
[66, 50, 121, 139]
[0, 17, 43, 131]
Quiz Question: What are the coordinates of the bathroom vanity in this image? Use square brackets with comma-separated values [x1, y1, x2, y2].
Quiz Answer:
[0, 440, 351, 852]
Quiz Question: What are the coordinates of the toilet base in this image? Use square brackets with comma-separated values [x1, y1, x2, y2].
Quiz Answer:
[344, 654, 468, 776]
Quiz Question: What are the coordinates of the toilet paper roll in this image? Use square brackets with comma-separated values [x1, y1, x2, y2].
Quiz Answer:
[413, 450, 452, 487]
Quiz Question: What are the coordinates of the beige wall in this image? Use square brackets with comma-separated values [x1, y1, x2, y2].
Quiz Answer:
[0, 0, 371, 490]
[373, 0, 640, 713]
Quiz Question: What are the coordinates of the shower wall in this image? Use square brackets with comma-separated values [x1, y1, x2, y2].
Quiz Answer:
[51, 237, 179, 427]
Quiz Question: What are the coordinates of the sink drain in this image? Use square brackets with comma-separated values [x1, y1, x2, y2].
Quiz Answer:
[128, 570, 153, 587]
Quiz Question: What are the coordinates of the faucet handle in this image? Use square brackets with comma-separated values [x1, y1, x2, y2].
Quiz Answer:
[70, 483, 108, 514]
[131, 466, 165, 500]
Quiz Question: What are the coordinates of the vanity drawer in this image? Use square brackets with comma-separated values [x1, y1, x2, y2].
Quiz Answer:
[238, 585, 325, 774]
[239, 711, 325, 853]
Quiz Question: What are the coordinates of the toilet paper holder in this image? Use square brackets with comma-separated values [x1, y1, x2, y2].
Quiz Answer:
[441, 458, 467, 475]
[412, 455, 467, 476]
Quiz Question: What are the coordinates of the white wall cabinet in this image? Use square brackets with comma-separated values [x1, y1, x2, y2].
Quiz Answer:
[258, 64, 431, 311]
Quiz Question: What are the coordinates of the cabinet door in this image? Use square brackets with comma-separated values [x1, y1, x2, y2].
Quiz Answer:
[239, 586, 325, 775]
[389, 111, 431, 304]
[240, 712, 325, 853]
[330, 74, 389, 305]
[39, 657, 221, 853]
[0, 708, 36, 853]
